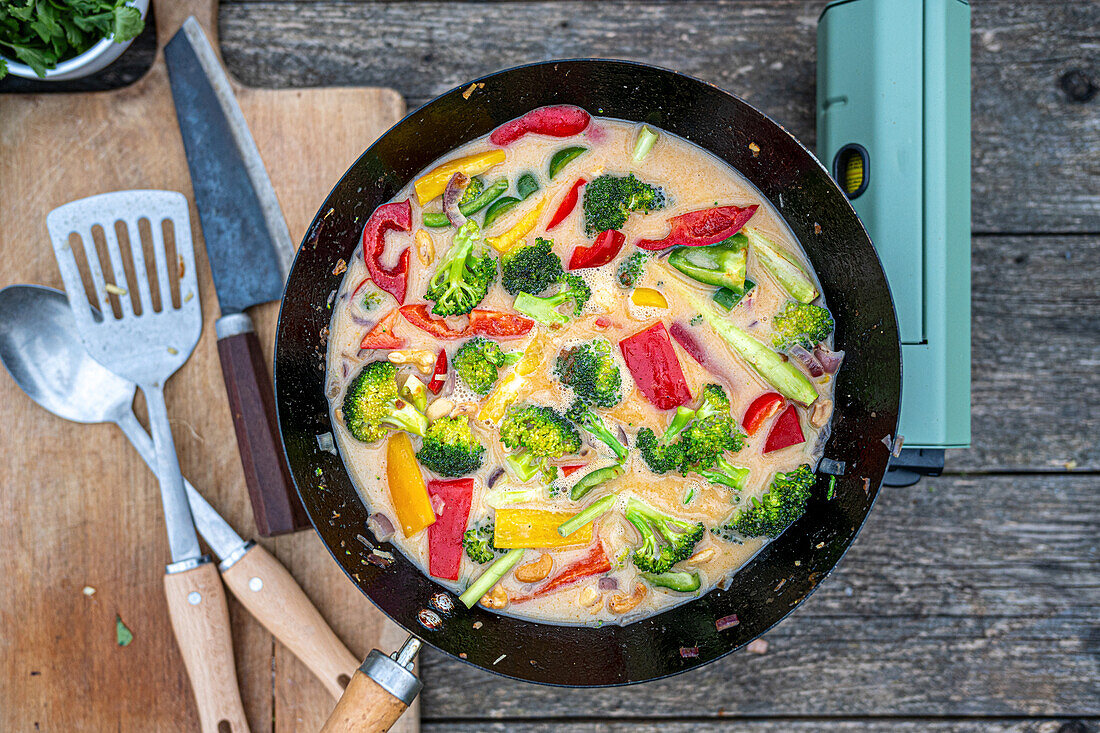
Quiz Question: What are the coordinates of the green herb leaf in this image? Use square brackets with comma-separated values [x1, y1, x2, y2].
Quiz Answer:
[115, 615, 133, 647]
[111, 6, 142, 43]
[0, 0, 143, 77]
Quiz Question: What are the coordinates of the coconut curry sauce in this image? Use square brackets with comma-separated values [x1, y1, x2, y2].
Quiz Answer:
[325, 108, 841, 626]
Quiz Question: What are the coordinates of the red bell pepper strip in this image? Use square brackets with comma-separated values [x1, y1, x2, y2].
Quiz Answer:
[618, 322, 692, 410]
[467, 309, 534, 339]
[400, 305, 534, 340]
[428, 349, 448, 394]
[560, 463, 587, 477]
[490, 105, 591, 146]
[359, 309, 406, 350]
[362, 200, 413, 303]
[547, 177, 587, 231]
[512, 542, 611, 603]
[426, 478, 474, 581]
[742, 393, 786, 437]
[569, 229, 625, 270]
[635, 204, 758, 251]
[763, 404, 805, 453]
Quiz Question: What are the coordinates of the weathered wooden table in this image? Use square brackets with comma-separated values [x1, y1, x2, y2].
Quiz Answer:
[4, 1, 1098, 731]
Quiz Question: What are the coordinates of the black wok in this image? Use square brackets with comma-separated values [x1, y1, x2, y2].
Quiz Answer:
[274, 58, 901, 715]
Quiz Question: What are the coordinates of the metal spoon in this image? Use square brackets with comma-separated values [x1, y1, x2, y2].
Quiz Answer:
[0, 283, 359, 700]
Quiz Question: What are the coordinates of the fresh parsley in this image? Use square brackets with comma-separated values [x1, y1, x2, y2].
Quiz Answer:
[0, 1, 144, 79]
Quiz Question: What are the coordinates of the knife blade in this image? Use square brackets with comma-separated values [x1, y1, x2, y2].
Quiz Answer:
[166, 17, 310, 537]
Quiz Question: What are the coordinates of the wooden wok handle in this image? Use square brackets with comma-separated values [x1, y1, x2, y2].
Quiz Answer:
[164, 559, 251, 733]
[220, 543, 358, 699]
[321, 645, 422, 733]
[216, 313, 311, 537]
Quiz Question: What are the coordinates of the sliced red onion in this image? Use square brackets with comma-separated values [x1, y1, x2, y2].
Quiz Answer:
[788, 344, 825, 377]
[715, 614, 740, 631]
[669, 321, 743, 390]
[366, 551, 394, 568]
[442, 172, 470, 227]
[881, 434, 893, 450]
[487, 468, 505, 489]
[679, 646, 700, 658]
[430, 494, 446, 515]
[669, 321, 707, 365]
[349, 312, 374, 327]
[615, 424, 628, 448]
[367, 513, 396, 543]
[598, 576, 618, 591]
[814, 345, 845, 374]
[316, 432, 337, 455]
[746, 639, 769, 655]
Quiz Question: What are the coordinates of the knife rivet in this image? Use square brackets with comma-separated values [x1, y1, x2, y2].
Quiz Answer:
[188, 591, 202, 606]
[249, 577, 264, 592]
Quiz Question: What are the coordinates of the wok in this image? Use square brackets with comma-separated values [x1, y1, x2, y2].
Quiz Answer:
[273, 59, 901, 728]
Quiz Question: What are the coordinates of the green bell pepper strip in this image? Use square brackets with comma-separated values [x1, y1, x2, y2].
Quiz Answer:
[667, 234, 748, 290]
[712, 279, 755, 311]
[422, 177, 508, 228]
[516, 172, 540, 200]
[549, 146, 587, 179]
[569, 464, 625, 501]
[641, 569, 701, 592]
[482, 196, 522, 230]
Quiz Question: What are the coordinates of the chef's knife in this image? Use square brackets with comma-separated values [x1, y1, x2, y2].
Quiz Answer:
[165, 17, 309, 536]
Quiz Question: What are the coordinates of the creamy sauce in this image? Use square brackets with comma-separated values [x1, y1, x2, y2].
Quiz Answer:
[325, 117, 835, 626]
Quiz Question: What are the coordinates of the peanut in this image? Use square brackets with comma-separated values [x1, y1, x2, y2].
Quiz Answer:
[388, 349, 437, 374]
[426, 398, 454, 422]
[608, 582, 647, 614]
[687, 547, 716, 565]
[450, 402, 479, 417]
[578, 585, 602, 610]
[810, 399, 834, 428]
[514, 554, 553, 583]
[479, 584, 508, 610]
[415, 229, 435, 266]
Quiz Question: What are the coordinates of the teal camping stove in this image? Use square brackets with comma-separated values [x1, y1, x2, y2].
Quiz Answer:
[817, 0, 971, 485]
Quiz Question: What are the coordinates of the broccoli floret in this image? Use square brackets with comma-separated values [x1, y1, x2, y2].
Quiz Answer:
[452, 337, 506, 394]
[566, 399, 628, 462]
[342, 361, 428, 442]
[624, 497, 705, 575]
[512, 273, 591, 326]
[458, 176, 485, 207]
[721, 464, 815, 538]
[696, 455, 751, 491]
[554, 338, 622, 408]
[637, 427, 686, 474]
[582, 174, 666, 235]
[501, 238, 563, 296]
[772, 302, 835, 351]
[462, 521, 504, 564]
[617, 251, 649, 288]
[416, 416, 485, 477]
[499, 405, 582, 484]
[425, 220, 497, 316]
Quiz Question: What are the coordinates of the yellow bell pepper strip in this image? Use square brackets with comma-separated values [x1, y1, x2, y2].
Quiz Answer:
[477, 331, 548, 423]
[485, 197, 546, 253]
[631, 287, 668, 308]
[414, 150, 507, 206]
[386, 432, 436, 537]
[494, 508, 593, 549]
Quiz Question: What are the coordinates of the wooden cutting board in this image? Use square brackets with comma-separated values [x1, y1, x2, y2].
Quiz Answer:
[0, 1, 413, 730]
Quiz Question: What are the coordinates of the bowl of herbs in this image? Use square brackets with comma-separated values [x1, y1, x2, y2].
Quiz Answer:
[0, 0, 148, 82]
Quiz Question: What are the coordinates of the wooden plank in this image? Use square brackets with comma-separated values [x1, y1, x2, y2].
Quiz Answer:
[423, 722, 1100, 733]
[954, 234, 1100, 472]
[414, 474, 1098, 718]
[217, 0, 1100, 234]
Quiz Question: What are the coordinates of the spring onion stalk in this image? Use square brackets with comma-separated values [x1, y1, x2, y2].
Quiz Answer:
[742, 226, 819, 303]
[558, 493, 617, 537]
[459, 548, 525, 608]
[570, 464, 625, 501]
[484, 488, 542, 508]
[632, 125, 659, 162]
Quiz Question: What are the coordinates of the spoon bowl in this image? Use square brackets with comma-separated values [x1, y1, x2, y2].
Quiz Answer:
[0, 284, 137, 426]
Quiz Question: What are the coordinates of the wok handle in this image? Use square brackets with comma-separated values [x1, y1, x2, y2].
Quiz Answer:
[216, 312, 311, 537]
[321, 646, 422, 733]
[164, 559, 251, 733]
[220, 543, 359, 699]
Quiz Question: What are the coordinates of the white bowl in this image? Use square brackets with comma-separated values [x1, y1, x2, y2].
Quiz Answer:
[2, 0, 150, 81]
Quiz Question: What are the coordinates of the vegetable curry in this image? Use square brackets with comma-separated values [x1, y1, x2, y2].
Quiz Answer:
[325, 107, 842, 626]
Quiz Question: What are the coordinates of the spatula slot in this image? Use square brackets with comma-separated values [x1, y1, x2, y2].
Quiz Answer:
[161, 217, 183, 311]
[114, 220, 143, 317]
[66, 231, 103, 323]
[137, 217, 163, 313]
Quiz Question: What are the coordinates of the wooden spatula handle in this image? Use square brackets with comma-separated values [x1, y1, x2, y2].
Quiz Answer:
[221, 543, 359, 699]
[164, 559, 250, 733]
[216, 313, 310, 537]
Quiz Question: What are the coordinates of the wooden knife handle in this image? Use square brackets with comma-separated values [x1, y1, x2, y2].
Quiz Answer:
[320, 669, 409, 733]
[164, 560, 250, 733]
[221, 543, 358, 699]
[216, 313, 311, 537]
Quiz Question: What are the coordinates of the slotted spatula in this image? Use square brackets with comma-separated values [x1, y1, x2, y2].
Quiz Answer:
[47, 191, 249, 733]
